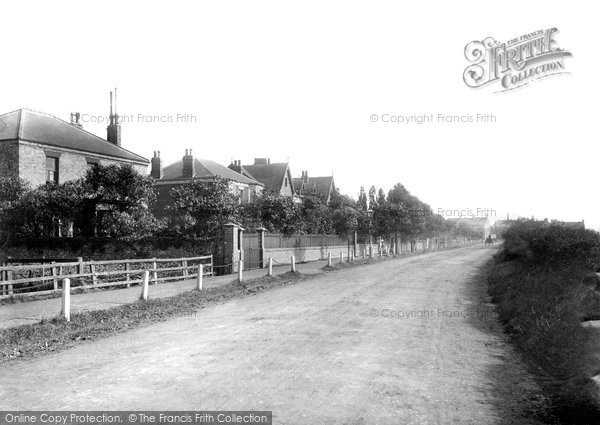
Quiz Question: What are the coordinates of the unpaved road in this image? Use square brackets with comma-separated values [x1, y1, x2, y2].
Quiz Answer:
[0, 246, 546, 424]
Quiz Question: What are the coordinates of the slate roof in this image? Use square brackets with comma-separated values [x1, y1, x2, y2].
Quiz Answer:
[161, 158, 262, 185]
[310, 176, 334, 198]
[0, 108, 148, 163]
[240, 163, 291, 193]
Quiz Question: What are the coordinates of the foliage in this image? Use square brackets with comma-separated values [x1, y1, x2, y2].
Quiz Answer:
[167, 178, 239, 238]
[241, 192, 302, 235]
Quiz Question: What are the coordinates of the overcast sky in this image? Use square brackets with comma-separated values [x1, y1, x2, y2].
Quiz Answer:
[2, 1, 598, 228]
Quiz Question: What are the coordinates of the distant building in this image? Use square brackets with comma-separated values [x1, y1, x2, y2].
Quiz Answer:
[550, 219, 585, 229]
[229, 158, 296, 198]
[150, 150, 264, 216]
[293, 170, 336, 204]
[0, 92, 148, 187]
[447, 217, 491, 240]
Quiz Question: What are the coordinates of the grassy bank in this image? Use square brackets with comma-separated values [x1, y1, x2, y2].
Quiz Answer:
[489, 222, 600, 424]
[0, 272, 308, 366]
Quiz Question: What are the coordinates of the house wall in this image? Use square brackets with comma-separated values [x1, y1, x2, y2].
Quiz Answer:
[279, 171, 294, 197]
[16, 141, 147, 187]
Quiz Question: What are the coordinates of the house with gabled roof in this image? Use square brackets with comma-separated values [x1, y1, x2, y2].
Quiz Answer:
[150, 150, 264, 216]
[293, 170, 336, 204]
[228, 158, 296, 198]
[0, 98, 148, 187]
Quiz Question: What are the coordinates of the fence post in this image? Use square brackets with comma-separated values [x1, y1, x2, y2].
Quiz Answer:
[268, 258, 273, 276]
[183, 260, 188, 277]
[141, 271, 149, 301]
[90, 261, 98, 285]
[291, 255, 296, 272]
[62, 278, 71, 322]
[369, 245, 373, 259]
[125, 261, 131, 287]
[152, 259, 158, 284]
[339, 252, 344, 264]
[328, 252, 332, 267]
[77, 257, 84, 274]
[363, 249, 366, 260]
[238, 259, 243, 282]
[7, 270, 13, 296]
[349, 249, 353, 263]
[52, 262, 58, 290]
[197, 264, 203, 290]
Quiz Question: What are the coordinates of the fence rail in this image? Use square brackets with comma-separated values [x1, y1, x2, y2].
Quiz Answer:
[0, 255, 213, 299]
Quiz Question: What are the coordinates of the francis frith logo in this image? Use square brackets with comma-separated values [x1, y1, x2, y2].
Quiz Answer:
[463, 28, 572, 92]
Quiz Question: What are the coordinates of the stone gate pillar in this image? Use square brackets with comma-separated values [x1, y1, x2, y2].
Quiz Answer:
[222, 223, 244, 274]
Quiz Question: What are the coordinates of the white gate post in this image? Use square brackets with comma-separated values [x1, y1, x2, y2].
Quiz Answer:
[141, 270, 149, 300]
[268, 258, 273, 276]
[291, 255, 296, 272]
[61, 278, 71, 322]
[238, 260, 244, 282]
[197, 264, 203, 290]
[327, 252, 332, 267]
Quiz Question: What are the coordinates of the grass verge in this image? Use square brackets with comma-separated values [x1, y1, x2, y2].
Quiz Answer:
[488, 259, 600, 424]
[0, 272, 308, 366]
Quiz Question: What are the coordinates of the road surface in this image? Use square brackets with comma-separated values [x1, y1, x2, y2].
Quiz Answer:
[0, 246, 547, 424]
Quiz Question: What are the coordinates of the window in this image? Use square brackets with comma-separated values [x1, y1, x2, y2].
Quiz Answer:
[86, 157, 100, 170]
[45, 156, 59, 183]
[284, 177, 288, 187]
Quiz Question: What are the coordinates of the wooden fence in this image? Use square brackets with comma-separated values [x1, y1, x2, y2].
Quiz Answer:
[0, 255, 213, 299]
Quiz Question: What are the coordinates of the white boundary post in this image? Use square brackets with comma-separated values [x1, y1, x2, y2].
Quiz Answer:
[339, 252, 344, 264]
[61, 278, 71, 322]
[348, 249, 353, 263]
[268, 258, 273, 276]
[291, 255, 296, 272]
[327, 252, 332, 267]
[197, 264, 203, 290]
[238, 260, 243, 282]
[141, 270, 149, 300]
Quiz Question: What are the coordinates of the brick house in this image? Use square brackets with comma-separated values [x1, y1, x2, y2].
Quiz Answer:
[0, 104, 148, 187]
[150, 150, 264, 217]
[228, 158, 296, 198]
[293, 171, 336, 204]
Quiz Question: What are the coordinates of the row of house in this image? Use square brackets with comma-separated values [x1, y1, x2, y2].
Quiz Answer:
[0, 96, 335, 216]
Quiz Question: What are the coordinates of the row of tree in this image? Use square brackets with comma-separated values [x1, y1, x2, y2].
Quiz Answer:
[0, 164, 482, 243]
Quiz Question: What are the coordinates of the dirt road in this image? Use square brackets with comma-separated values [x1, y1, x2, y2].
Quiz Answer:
[0, 246, 546, 424]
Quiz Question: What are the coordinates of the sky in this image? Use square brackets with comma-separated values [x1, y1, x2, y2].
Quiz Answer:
[1, 1, 598, 228]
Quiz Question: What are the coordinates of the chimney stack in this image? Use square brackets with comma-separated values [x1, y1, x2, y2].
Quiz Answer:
[302, 170, 309, 183]
[107, 89, 122, 147]
[182, 149, 195, 178]
[151, 151, 162, 179]
[70, 112, 83, 129]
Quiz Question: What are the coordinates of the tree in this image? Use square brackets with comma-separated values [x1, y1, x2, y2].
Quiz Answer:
[357, 186, 368, 211]
[79, 164, 157, 237]
[0, 177, 30, 242]
[299, 193, 333, 234]
[241, 192, 303, 235]
[332, 206, 359, 239]
[368, 186, 377, 209]
[167, 178, 239, 238]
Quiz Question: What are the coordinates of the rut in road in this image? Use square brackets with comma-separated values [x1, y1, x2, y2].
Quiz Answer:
[0, 246, 547, 424]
